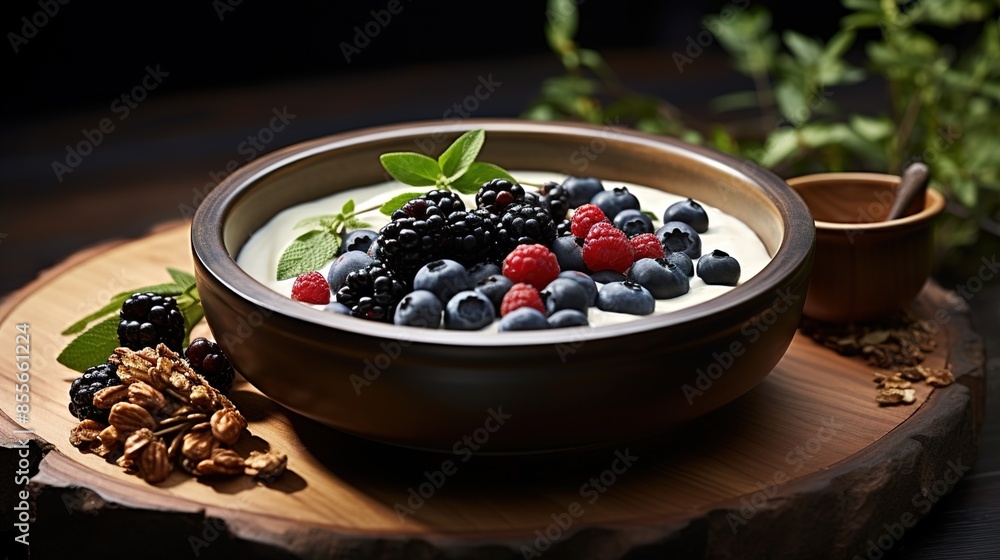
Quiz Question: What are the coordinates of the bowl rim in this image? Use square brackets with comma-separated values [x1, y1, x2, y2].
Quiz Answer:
[192, 119, 815, 347]
[785, 172, 947, 231]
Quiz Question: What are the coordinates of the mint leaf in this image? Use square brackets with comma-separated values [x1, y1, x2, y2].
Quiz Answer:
[345, 218, 372, 230]
[341, 199, 355, 215]
[61, 296, 130, 336]
[57, 316, 121, 373]
[439, 129, 485, 180]
[66, 280, 187, 335]
[276, 230, 341, 281]
[379, 191, 427, 215]
[167, 268, 197, 292]
[450, 162, 517, 194]
[294, 215, 338, 230]
[380, 153, 442, 186]
[642, 210, 659, 223]
[113, 283, 183, 300]
[182, 303, 205, 348]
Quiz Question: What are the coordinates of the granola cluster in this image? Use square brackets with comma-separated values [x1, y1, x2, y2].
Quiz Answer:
[69, 344, 286, 484]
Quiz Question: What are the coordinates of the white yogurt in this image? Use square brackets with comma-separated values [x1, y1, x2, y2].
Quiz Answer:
[236, 172, 772, 328]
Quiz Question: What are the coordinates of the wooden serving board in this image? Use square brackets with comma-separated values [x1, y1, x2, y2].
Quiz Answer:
[0, 222, 984, 559]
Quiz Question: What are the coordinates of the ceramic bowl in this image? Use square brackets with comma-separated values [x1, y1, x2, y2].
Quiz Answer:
[787, 172, 946, 324]
[191, 120, 815, 453]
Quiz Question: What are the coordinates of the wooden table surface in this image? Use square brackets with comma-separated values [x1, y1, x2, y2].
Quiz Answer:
[2, 52, 998, 559]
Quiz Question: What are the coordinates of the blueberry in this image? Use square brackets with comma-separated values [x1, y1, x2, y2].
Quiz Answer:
[590, 186, 640, 220]
[662, 198, 709, 233]
[628, 258, 690, 299]
[498, 307, 549, 331]
[414, 259, 473, 302]
[551, 236, 587, 272]
[557, 270, 598, 306]
[665, 251, 694, 277]
[590, 270, 626, 284]
[541, 278, 590, 315]
[342, 229, 377, 254]
[444, 291, 496, 330]
[327, 251, 374, 292]
[596, 281, 656, 315]
[697, 250, 741, 286]
[323, 302, 352, 315]
[474, 274, 514, 314]
[367, 239, 379, 258]
[547, 309, 589, 328]
[467, 262, 501, 285]
[393, 290, 443, 328]
[656, 221, 702, 259]
[613, 209, 654, 237]
[562, 177, 605, 208]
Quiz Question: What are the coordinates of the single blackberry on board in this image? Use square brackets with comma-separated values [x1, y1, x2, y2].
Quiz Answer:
[185, 338, 236, 394]
[336, 261, 409, 322]
[391, 190, 465, 220]
[446, 208, 500, 266]
[542, 182, 571, 221]
[376, 214, 449, 280]
[495, 202, 558, 254]
[117, 292, 185, 352]
[68, 362, 122, 422]
[475, 179, 526, 214]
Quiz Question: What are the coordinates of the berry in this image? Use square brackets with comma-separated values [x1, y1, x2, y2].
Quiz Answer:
[557, 270, 598, 306]
[500, 283, 545, 316]
[551, 236, 587, 272]
[498, 307, 549, 331]
[324, 302, 352, 315]
[376, 213, 449, 280]
[582, 222, 634, 274]
[590, 270, 627, 283]
[392, 190, 465, 220]
[502, 244, 560, 290]
[447, 209, 498, 266]
[665, 251, 694, 277]
[562, 177, 605, 208]
[476, 179, 526, 214]
[336, 261, 409, 322]
[596, 281, 656, 315]
[630, 233, 666, 261]
[540, 278, 590, 315]
[496, 203, 558, 252]
[541, 182, 571, 221]
[444, 291, 496, 330]
[614, 209, 654, 237]
[555, 219, 573, 237]
[628, 258, 690, 299]
[590, 186, 640, 220]
[547, 309, 589, 328]
[185, 338, 235, 394]
[662, 198, 709, 233]
[697, 250, 741, 286]
[413, 259, 474, 303]
[118, 292, 185, 352]
[328, 251, 374, 292]
[467, 262, 502, 284]
[474, 274, 514, 314]
[570, 204, 609, 238]
[422, 190, 466, 217]
[342, 229, 377, 254]
[291, 271, 331, 305]
[68, 362, 122, 422]
[394, 290, 443, 328]
[656, 221, 702, 259]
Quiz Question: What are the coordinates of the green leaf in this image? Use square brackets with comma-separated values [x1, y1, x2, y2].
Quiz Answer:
[341, 199, 355, 215]
[784, 31, 823, 63]
[450, 162, 517, 194]
[182, 303, 205, 348]
[167, 268, 197, 292]
[57, 316, 121, 374]
[850, 114, 893, 142]
[642, 210, 659, 223]
[840, 12, 885, 29]
[276, 230, 341, 281]
[345, 218, 372, 230]
[112, 283, 183, 300]
[294, 215, 338, 231]
[378, 191, 427, 216]
[710, 91, 761, 113]
[379, 153, 442, 187]
[546, 0, 579, 47]
[61, 296, 130, 335]
[439, 129, 485, 180]
[757, 129, 800, 168]
[841, 0, 880, 12]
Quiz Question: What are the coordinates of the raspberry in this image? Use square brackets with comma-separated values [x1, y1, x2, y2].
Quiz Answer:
[570, 204, 609, 238]
[500, 283, 546, 316]
[502, 244, 560, 290]
[118, 292, 185, 352]
[582, 222, 634, 273]
[68, 362, 122, 422]
[291, 271, 331, 304]
[630, 233, 666, 261]
[185, 338, 236, 394]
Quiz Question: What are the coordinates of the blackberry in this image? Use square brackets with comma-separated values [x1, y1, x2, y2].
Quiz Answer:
[185, 338, 235, 394]
[476, 179, 526, 214]
[336, 261, 409, 321]
[118, 292, 185, 352]
[391, 190, 465, 220]
[555, 219, 573, 237]
[68, 362, 122, 422]
[446, 208, 499, 266]
[376, 214, 449, 280]
[542, 182, 571, 221]
[496, 203, 558, 254]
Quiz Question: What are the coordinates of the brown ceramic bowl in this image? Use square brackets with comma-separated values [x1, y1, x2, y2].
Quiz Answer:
[787, 172, 946, 323]
[191, 120, 815, 453]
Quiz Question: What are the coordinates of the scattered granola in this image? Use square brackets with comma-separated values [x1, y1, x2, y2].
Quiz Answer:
[68, 343, 286, 485]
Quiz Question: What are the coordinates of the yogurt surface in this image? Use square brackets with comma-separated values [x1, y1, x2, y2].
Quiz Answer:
[236, 172, 773, 329]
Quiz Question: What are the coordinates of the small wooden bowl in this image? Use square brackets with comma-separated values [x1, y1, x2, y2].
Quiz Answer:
[787, 172, 946, 323]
